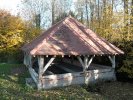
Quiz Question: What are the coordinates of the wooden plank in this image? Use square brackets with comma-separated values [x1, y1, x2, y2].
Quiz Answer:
[29, 67, 38, 84]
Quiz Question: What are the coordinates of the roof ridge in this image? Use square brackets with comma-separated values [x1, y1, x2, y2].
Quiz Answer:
[22, 17, 67, 50]
[30, 17, 69, 55]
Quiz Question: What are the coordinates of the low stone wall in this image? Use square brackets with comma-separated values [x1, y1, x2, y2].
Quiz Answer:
[40, 67, 115, 89]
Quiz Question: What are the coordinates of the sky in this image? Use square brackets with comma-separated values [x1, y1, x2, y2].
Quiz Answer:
[0, 0, 21, 15]
[0, 0, 123, 15]
[0, 0, 77, 15]
[0, 0, 123, 29]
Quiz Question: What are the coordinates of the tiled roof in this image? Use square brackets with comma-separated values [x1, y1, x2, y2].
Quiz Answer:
[21, 16, 124, 55]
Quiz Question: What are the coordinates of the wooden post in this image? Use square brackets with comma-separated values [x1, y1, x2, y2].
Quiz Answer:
[24, 52, 26, 65]
[37, 55, 44, 90]
[26, 54, 40, 88]
[77, 55, 95, 85]
[108, 55, 116, 80]
[112, 56, 115, 68]
[29, 54, 32, 68]
[77, 56, 85, 70]
[84, 55, 95, 85]
[84, 56, 88, 71]
[84, 56, 89, 85]
[77, 55, 95, 71]
[108, 55, 116, 68]
[37, 56, 55, 90]
[24, 52, 32, 67]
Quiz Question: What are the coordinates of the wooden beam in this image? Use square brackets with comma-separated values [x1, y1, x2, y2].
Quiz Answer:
[108, 56, 113, 63]
[108, 55, 115, 68]
[30, 67, 38, 77]
[83, 55, 95, 85]
[87, 55, 95, 69]
[43, 57, 55, 73]
[84, 56, 88, 66]
[23, 52, 27, 66]
[29, 55, 32, 67]
[28, 67, 38, 84]
[77, 56, 85, 68]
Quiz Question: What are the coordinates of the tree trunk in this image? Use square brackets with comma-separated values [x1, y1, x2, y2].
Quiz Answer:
[98, 0, 100, 28]
[103, 0, 107, 29]
[124, 0, 129, 39]
[52, 0, 55, 25]
[35, 14, 41, 29]
[85, 0, 89, 27]
[80, 11, 83, 23]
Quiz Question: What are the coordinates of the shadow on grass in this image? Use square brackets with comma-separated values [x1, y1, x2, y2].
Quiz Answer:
[0, 64, 28, 85]
[0, 83, 45, 100]
[86, 81, 133, 100]
[0, 64, 45, 99]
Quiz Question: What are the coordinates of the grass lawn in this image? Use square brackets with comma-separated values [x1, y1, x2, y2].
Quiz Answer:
[0, 64, 133, 100]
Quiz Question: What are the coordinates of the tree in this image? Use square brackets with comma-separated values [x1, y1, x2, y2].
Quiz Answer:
[75, 0, 85, 23]
[51, 0, 56, 25]
[85, 0, 89, 27]
[21, 0, 49, 28]
[0, 10, 25, 62]
[50, 0, 72, 25]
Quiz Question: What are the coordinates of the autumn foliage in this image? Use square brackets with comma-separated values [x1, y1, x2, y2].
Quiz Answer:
[0, 10, 41, 63]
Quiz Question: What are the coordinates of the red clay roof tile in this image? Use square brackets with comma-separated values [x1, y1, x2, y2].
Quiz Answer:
[21, 16, 124, 55]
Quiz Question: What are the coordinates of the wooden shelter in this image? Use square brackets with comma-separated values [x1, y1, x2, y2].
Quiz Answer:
[21, 16, 124, 90]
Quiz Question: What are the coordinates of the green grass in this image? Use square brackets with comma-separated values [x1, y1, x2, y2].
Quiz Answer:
[0, 64, 133, 100]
